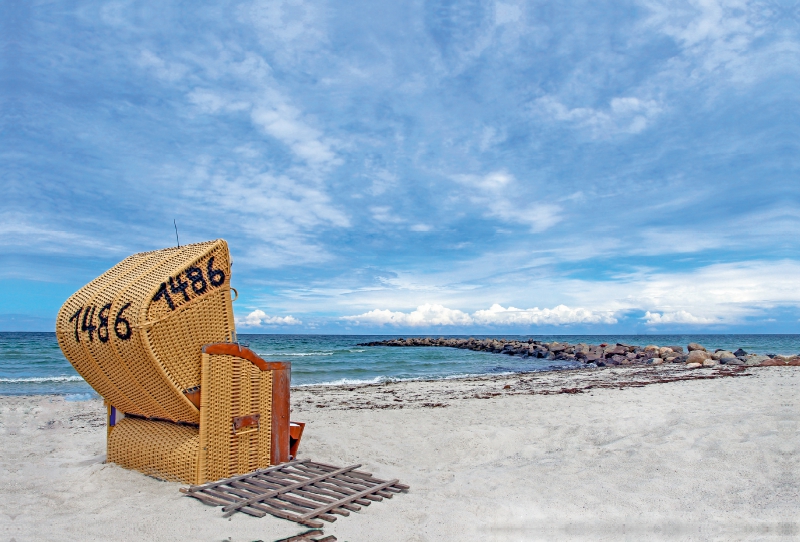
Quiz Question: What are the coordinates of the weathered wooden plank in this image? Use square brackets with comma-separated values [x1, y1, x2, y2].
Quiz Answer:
[245, 479, 362, 512]
[265, 490, 350, 517]
[301, 479, 399, 520]
[273, 530, 324, 542]
[184, 459, 307, 493]
[304, 460, 378, 479]
[241, 476, 349, 507]
[306, 473, 376, 494]
[304, 461, 408, 489]
[273, 530, 336, 542]
[295, 466, 372, 486]
[297, 464, 395, 493]
[181, 490, 230, 507]
[221, 464, 362, 516]
[245, 500, 325, 527]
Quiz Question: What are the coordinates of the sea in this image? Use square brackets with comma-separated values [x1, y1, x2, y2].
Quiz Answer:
[1, 332, 799, 399]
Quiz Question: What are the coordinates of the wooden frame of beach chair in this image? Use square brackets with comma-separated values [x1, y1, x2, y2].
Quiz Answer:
[56, 240, 299, 484]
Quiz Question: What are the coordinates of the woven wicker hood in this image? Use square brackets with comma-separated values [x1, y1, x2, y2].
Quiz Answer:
[56, 239, 236, 424]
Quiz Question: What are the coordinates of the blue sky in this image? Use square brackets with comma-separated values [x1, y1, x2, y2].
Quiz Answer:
[2, 0, 798, 334]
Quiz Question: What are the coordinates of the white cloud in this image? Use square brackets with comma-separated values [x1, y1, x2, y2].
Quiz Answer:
[370, 206, 405, 224]
[341, 303, 615, 327]
[366, 168, 397, 196]
[639, 0, 795, 88]
[236, 309, 302, 327]
[187, 89, 250, 115]
[473, 304, 618, 325]
[453, 170, 562, 232]
[341, 304, 473, 326]
[535, 96, 662, 136]
[251, 104, 340, 168]
[269, 257, 800, 330]
[137, 50, 188, 81]
[643, 310, 716, 325]
[238, 0, 328, 63]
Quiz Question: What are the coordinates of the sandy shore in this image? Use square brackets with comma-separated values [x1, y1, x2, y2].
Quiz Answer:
[1, 365, 798, 541]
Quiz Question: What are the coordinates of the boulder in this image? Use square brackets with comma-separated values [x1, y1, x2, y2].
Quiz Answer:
[687, 350, 711, 364]
[744, 354, 769, 366]
[724, 358, 745, 366]
[644, 345, 659, 352]
[733, 348, 748, 357]
[667, 345, 684, 354]
[685, 362, 702, 369]
[658, 347, 674, 357]
[650, 357, 664, 365]
[702, 359, 718, 367]
[711, 350, 735, 361]
[687, 343, 706, 352]
[548, 342, 566, 353]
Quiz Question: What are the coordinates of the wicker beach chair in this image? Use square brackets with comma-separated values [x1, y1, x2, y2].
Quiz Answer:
[55, 240, 294, 484]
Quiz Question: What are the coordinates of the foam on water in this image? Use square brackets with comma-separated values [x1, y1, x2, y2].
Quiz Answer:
[0, 376, 84, 383]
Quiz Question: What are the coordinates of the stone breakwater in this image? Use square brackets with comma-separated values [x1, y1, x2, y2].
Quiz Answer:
[358, 338, 800, 368]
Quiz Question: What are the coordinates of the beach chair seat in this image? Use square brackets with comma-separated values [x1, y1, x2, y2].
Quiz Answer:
[56, 240, 297, 484]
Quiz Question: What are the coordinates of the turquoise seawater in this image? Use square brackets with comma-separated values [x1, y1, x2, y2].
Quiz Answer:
[1, 332, 798, 397]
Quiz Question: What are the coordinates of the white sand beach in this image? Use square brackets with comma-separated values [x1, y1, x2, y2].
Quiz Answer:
[1, 366, 797, 541]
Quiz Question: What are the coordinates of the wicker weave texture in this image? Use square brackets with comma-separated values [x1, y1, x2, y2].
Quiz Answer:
[199, 353, 273, 483]
[55, 240, 235, 424]
[108, 417, 200, 483]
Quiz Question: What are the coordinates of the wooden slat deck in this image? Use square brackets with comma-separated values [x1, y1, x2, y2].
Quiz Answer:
[181, 459, 409, 528]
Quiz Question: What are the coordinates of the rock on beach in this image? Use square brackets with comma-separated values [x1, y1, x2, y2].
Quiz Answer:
[357, 338, 799, 368]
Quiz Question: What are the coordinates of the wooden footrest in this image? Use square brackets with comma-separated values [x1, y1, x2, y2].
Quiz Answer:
[181, 459, 408, 527]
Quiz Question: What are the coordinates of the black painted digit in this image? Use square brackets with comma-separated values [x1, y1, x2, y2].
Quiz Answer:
[81, 305, 97, 342]
[114, 302, 132, 340]
[69, 307, 83, 342]
[152, 282, 175, 310]
[169, 275, 190, 302]
[185, 266, 207, 294]
[207, 257, 226, 287]
[97, 303, 111, 343]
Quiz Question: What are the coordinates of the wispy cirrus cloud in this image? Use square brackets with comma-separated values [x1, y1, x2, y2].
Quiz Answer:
[452, 171, 562, 232]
